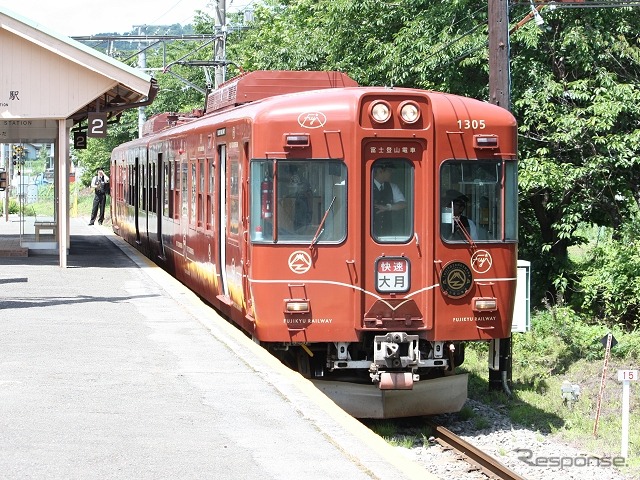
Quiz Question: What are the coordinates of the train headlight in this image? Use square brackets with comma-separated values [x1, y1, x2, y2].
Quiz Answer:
[473, 134, 499, 149]
[284, 299, 310, 313]
[399, 101, 420, 124]
[370, 101, 391, 123]
[284, 134, 310, 148]
[473, 297, 497, 312]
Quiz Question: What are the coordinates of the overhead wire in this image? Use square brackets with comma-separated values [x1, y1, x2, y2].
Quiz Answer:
[416, 4, 493, 68]
[426, 1, 558, 69]
[149, 0, 190, 25]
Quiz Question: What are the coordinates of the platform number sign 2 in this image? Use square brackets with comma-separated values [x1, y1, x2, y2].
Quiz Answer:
[74, 131, 87, 149]
[87, 112, 108, 138]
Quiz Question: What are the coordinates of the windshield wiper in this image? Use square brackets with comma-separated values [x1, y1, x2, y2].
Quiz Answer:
[309, 196, 336, 250]
[453, 216, 477, 248]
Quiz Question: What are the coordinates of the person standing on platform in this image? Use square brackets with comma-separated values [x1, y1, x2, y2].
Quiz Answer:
[89, 169, 109, 225]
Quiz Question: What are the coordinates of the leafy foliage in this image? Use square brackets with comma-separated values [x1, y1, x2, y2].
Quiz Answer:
[578, 215, 640, 328]
[511, 7, 640, 305]
[226, 0, 491, 94]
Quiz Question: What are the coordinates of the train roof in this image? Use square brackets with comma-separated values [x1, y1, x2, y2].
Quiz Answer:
[206, 70, 359, 113]
[141, 71, 358, 137]
[138, 70, 515, 140]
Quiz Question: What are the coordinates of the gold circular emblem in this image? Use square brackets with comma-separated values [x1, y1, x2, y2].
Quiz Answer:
[440, 261, 473, 298]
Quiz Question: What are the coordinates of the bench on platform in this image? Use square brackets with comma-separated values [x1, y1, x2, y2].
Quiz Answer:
[34, 217, 57, 242]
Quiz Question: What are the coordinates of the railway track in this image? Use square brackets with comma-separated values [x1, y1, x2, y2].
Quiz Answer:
[429, 422, 527, 480]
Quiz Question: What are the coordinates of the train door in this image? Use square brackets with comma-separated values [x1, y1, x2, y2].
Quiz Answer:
[217, 144, 229, 300]
[241, 142, 251, 304]
[361, 140, 430, 330]
[156, 152, 164, 256]
[223, 146, 243, 308]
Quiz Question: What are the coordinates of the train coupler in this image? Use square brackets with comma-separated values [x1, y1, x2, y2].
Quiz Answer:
[370, 331, 421, 390]
[373, 332, 420, 368]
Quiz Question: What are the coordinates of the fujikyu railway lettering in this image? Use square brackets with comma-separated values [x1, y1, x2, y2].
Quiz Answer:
[453, 316, 496, 322]
[283, 318, 333, 324]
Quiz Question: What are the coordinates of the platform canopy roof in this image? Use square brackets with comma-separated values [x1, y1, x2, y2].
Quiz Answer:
[0, 5, 157, 137]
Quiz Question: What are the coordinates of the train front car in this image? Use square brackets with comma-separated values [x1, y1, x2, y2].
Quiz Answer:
[247, 80, 518, 418]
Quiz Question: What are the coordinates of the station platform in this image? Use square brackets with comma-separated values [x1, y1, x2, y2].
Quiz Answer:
[0, 216, 435, 480]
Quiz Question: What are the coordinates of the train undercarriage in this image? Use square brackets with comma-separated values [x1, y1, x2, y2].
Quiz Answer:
[266, 334, 469, 418]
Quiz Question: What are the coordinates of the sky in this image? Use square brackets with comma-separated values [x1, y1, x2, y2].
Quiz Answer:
[0, 0, 254, 37]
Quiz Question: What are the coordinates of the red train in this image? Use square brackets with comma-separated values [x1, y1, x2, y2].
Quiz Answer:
[111, 70, 518, 418]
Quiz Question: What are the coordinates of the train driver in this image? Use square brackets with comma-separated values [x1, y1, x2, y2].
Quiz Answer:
[372, 163, 406, 236]
[444, 190, 478, 240]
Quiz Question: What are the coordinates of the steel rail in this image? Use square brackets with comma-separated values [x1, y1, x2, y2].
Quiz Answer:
[430, 423, 527, 480]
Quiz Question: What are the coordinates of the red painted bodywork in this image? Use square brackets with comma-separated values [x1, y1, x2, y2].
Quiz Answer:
[111, 70, 517, 379]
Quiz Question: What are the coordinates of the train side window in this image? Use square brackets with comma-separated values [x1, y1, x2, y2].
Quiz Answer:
[190, 161, 197, 226]
[181, 161, 188, 220]
[371, 159, 413, 243]
[138, 162, 144, 211]
[163, 159, 171, 217]
[173, 158, 180, 220]
[228, 158, 240, 236]
[127, 164, 133, 206]
[207, 158, 215, 231]
[150, 159, 156, 213]
[504, 161, 518, 241]
[250, 161, 274, 241]
[440, 160, 516, 242]
[250, 159, 347, 244]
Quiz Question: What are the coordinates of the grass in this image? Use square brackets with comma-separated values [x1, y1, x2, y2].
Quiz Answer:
[461, 331, 640, 477]
[367, 420, 435, 449]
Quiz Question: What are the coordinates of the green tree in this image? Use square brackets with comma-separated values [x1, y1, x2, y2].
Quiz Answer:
[226, 0, 490, 93]
[144, 40, 209, 116]
[511, 6, 640, 304]
[578, 213, 640, 328]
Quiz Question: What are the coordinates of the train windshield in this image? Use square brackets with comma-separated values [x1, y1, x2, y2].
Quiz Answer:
[371, 159, 414, 243]
[440, 160, 517, 242]
[250, 160, 347, 243]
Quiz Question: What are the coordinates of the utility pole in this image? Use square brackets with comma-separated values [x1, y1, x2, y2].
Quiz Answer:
[488, 0, 513, 392]
[136, 25, 147, 138]
[214, 0, 227, 88]
[488, 0, 511, 111]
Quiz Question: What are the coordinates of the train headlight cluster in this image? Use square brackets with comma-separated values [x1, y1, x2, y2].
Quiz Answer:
[369, 100, 422, 125]
[370, 101, 392, 123]
[399, 101, 421, 124]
